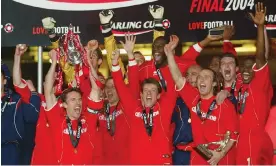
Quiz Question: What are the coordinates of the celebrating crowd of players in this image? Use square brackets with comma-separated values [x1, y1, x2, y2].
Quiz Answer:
[1, 2, 275, 165]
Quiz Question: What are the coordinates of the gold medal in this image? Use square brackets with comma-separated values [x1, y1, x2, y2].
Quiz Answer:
[74, 149, 77, 154]
[188, 118, 191, 123]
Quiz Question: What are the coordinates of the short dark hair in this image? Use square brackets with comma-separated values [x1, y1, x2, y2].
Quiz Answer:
[220, 53, 239, 66]
[95, 48, 103, 60]
[141, 78, 162, 94]
[60, 87, 82, 102]
[133, 51, 142, 55]
[202, 68, 219, 96]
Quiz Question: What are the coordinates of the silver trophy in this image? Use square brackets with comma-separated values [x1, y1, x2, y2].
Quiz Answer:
[67, 25, 82, 65]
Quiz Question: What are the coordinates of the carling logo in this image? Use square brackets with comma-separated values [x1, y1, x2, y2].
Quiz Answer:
[12, 0, 157, 11]
[106, 19, 171, 36]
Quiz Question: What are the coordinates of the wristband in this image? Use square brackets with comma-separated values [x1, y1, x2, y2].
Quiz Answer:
[101, 23, 111, 30]
[47, 28, 56, 35]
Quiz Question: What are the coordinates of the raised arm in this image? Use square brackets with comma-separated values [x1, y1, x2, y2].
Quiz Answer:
[13, 44, 33, 103]
[13, 44, 28, 88]
[111, 50, 137, 116]
[149, 5, 165, 41]
[264, 27, 269, 60]
[44, 49, 58, 110]
[222, 25, 237, 56]
[42, 17, 59, 47]
[249, 2, 267, 68]
[120, 33, 140, 99]
[164, 40, 186, 89]
[99, 10, 126, 78]
[181, 32, 222, 61]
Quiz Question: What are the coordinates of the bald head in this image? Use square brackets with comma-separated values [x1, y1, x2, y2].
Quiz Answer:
[186, 65, 202, 87]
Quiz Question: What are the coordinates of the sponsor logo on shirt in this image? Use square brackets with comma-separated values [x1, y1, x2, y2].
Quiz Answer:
[191, 106, 217, 121]
[98, 109, 123, 121]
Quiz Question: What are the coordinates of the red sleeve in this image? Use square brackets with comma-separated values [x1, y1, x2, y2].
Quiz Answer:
[44, 101, 62, 127]
[177, 81, 199, 109]
[223, 40, 237, 56]
[176, 57, 197, 75]
[251, 63, 271, 91]
[176, 142, 196, 152]
[221, 100, 239, 141]
[127, 59, 140, 99]
[87, 97, 104, 111]
[180, 43, 202, 61]
[112, 65, 138, 118]
[14, 79, 31, 103]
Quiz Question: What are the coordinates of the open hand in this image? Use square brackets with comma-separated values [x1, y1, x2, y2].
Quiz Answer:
[120, 32, 136, 54]
[223, 25, 235, 40]
[249, 2, 266, 26]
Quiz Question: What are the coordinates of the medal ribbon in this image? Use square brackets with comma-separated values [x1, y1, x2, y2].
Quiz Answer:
[66, 117, 82, 148]
[105, 103, 119, 136]
[196, 99, 216, 123]
[142, 108, 154, 137]
[238, 87, 248, 114]
[155, 63, 167, 92]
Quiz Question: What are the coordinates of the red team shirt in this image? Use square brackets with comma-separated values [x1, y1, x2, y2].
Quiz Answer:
[236, 63, 274, 165]
[31, 95, 58, 165]
[96, 102, 130, 164]
[44, 99, 100, 165]
[111, 64, 177, 165]
[177, 82, 238, 165]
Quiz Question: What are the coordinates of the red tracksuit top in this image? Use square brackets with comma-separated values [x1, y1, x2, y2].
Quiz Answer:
[112, 64, 177, 165]
[31, 95, 58, 165]
[96, 102, 131, 164]
[236, 63, 274, 165]
[177, 82, 239, 165]
[79, 67, 105, 164]
[44, 98, 102, 165]
[137, 44, 201, 97]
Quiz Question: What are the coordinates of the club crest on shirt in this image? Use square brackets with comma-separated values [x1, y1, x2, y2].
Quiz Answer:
[135, 111, 159, 118]
[191, 106, 217, 121]
[98, 109, 123, 121]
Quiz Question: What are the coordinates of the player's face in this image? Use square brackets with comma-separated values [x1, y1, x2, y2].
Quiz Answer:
[241, 59, 255, 84]
[220, 57, 237, 82]
[134, 52, 145, 66]
[64, 91, 82, 120]
[89, 50, 102, 69]
[141, 83, 160, 108]
[197, 70, 216, 97]
[186, 66, 202, 87]
[104, 79, 119, 105]
[152, 38, 167, 67]
[209, 56, 220, 73]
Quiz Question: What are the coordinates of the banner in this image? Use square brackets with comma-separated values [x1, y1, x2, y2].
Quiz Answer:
[1, 0, 276, 46]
